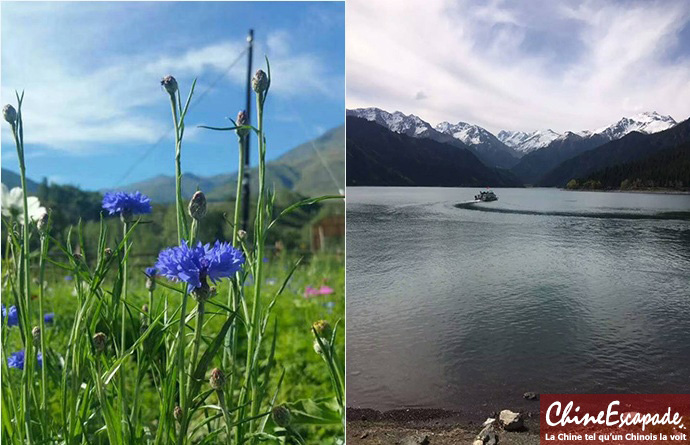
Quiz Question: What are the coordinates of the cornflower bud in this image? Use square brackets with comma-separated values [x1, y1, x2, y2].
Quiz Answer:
[104, 247, 113, 257]
[252, 70, 268, 94]
[145, 267, 157, 291]
[3, 104, 17, 124]
[237, 229, 247, 240]
[161, 75, 178, 95]
[272, 405, 291, 428]
[236, 110, 249, 138]
[32, 326, 41, 346]
[209, 368, 225, 390]
[93, 332, 107, 353]
[188, 190, 207, 220]
[174, 405, 183, 422]
[313, 320, 332, 339]
[73, 253, 83, 261]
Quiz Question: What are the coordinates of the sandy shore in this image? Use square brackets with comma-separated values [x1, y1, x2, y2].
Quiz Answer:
[347, 408, 541, 445]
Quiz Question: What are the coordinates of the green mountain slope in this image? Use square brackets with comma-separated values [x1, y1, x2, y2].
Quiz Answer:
[539, 117, 690, 187]
[571, 141, 690, 190]
[1, 168, 40, 193]
[346, 117, 522, 187]
[114, 125, 344, 202]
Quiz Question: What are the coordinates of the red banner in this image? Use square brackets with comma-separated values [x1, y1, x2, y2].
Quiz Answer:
[540, 394, 690, 444]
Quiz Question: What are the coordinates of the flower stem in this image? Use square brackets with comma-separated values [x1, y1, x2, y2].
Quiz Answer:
[186, 300, 205, 402]
[224, 133, 245, 392]
[120, 219, 130, 432]
[12, 105, 34, 445]
[247, 89, 266, 439]
[175, 291, 189, 444]
[168, 93, 187, 244]
[216, 389, 233, 442]
[38, 232, 49, 410]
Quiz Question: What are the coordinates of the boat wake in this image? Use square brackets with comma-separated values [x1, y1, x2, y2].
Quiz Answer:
[454, 201, 690, 221]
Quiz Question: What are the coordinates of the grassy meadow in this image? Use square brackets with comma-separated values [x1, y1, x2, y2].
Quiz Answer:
[2, 63, 344, 444]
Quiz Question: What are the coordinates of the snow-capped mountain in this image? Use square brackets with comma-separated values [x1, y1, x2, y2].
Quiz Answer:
[347, 108, 520, 168]
[346, 108, 436, 139]
[498, 112, 677, 154]
[497, 129, 561, 154]
[592, 111, 677, 141]
[436, 121, 520, 166]
[436, 121, 498, 146]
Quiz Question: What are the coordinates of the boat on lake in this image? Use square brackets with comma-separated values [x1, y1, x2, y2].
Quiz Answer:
[475, 190, 498, 202]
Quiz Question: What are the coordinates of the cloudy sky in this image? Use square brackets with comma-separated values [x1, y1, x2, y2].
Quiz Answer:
[347, 0, 690, 134]
[2, 1, 344, 190]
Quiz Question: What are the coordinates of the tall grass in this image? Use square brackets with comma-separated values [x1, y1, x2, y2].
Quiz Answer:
[1, 61, 344, 444]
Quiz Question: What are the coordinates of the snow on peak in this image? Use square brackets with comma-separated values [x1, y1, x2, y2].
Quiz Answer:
[593, 112, 677, 140]
[347, 107, 434, 137]
[498, 129, 561, 153]
[435, 121, 495, 146]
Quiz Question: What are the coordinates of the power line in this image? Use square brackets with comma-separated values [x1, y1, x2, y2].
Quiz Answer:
[113, 47, 249, 186]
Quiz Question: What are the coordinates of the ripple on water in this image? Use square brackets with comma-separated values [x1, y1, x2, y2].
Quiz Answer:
[347, 187, 690, 411]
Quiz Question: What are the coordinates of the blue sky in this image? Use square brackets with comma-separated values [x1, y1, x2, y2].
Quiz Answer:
[1, 1, 344, 190]
[347, 0, 690, 134]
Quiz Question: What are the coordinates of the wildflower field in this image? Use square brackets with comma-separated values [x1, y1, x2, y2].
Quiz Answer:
[1, 64, 344, 444]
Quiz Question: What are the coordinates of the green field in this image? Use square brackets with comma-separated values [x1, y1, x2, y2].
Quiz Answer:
[3, 252, 344, 443]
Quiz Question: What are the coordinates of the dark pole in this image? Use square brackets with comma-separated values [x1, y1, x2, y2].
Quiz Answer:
[241, 29, 253, 231]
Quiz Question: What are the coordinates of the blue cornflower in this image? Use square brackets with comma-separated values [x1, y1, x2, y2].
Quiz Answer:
[7, 350, 42, 370]
[2, 305, 19, 327]
[145, 267, 157, 278]
[155, 240, 245, 293]
[44, 312, 55, 324]
[102, 191, 152, 221]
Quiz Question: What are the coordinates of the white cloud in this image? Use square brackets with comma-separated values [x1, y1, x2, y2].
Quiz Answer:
[1, 5, 340, 153]
[346, 0, 690, 133]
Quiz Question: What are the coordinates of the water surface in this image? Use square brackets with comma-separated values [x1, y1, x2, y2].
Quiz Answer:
[346, 187, 690, 415]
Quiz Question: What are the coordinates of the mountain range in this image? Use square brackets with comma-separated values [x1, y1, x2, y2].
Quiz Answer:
[1, 125, 345, 202]
[347, 107, 684, 187]
[346, 116, 521, 187]
[509, 112, 678, 184]
[497, 129, 561, 154]
[114, 125, 344, 202]
[347, 108, 520, 169]
[539, 117, 690, 187]
[1, 169, 40, 193]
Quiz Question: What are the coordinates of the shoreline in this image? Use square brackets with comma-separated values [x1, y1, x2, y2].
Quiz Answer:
[564, 188, 690, 195]
[346, 184, 690, 195]
[347, 407, 541, 444]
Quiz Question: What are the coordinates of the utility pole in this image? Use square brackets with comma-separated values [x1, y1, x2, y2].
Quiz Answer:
[241, 29, 254, 231]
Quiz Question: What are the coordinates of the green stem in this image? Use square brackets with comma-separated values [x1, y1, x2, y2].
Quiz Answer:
[249, 91, 267, 429]
[12, 116, 34, 445]
[186, 300, 205, 402]
[169, 93, 187, 244]
[38, 233, 49, 410]
[149, 290, 154, 325]
[120, 220, 130, 433]
[175, 291, 189, 444]
[232, 137, 245, 247]
[217, 390, 233, 443]
[224, 134, 245, 386]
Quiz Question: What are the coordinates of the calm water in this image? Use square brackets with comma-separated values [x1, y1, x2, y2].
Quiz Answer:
[346, 187, 690, 416]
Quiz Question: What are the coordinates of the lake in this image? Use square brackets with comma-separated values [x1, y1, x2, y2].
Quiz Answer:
[346, 187, 690, 416]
